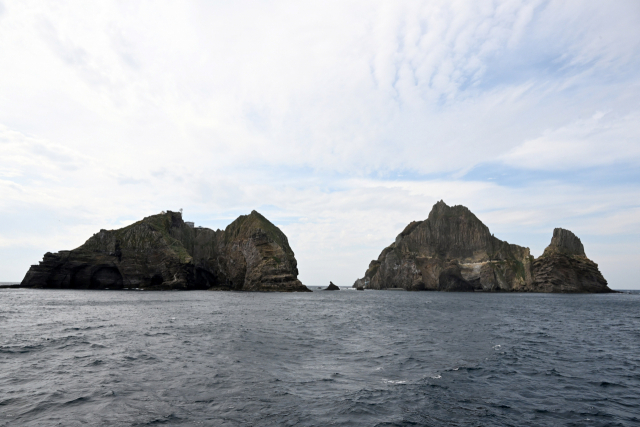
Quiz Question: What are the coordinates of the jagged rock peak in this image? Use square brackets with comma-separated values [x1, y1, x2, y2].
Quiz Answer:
[532, 228, 610, 293]
[429, 200, 472, 217]
[543, 228, 586, 257]
[424, 201, 488, 235]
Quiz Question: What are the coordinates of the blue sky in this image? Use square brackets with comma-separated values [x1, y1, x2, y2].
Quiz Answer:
[0, 0, 639, 288]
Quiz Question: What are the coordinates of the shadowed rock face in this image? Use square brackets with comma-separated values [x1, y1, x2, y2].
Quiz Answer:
[353, 202, 611, 293]
[21, 211, 310, 292]
[532, 228, 610, 293]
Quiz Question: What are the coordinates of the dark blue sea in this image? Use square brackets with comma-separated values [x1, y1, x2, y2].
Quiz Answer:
[1, 287, 639, 426]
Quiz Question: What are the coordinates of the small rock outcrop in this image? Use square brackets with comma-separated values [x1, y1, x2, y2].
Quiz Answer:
[324, 282, 340, 291]
[353, 201, 612, 293]
[20, 210, 310, 292]
[531, 228, 611, 293]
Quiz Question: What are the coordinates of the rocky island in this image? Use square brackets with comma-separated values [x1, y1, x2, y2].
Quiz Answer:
[353, 201, 611, 293]
[20, 210, 310, 292]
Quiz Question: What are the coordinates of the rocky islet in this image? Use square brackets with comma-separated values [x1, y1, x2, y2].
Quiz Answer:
[20, 210, 310, 292]
[19, 202, 612, 293]
[353, 201, 611, 293]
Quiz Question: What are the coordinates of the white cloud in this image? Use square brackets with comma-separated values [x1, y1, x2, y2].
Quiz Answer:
[501, 111, 640, 170]
[0, 125, 88, 180]
[0, 1, 639, 288]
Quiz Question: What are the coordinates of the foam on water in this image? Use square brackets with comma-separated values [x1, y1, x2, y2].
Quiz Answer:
[0, 289, 639, 426]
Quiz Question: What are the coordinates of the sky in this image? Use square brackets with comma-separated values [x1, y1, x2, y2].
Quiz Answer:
[0, 0, 639, 289]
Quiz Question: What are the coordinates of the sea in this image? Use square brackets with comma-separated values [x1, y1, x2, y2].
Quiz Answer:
[1, 286, 639, 426]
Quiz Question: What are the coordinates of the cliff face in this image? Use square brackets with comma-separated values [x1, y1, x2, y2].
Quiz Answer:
[531, 228, 610, 293]
[21, 210, 310, 292]
[354, 201, 533, 292]
[353, 202, 611, 293]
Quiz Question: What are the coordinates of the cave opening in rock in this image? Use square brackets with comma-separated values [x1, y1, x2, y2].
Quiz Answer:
[90, 267, 124, 289]
[150, 274, 163, 287]
[195, 268, 217, 289]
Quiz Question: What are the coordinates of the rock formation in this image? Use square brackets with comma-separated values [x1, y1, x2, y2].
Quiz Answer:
[353, 201, 533, 292]
[21, 210, 310, 292]
[324, 282, 340, 291]
[353, 201, 612, 293]
[531, 228, 610, 293]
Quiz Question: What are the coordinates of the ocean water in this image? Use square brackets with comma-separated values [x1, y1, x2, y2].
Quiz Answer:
[0, 289, 638, 426]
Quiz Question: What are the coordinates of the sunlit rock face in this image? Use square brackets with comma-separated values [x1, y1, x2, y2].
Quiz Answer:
[21, 210, 310, 292]
[353, 202, 611, 293]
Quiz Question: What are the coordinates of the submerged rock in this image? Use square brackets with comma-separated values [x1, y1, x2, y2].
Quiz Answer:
[324, 282, 340, 291]
[21, 210, 310, 292]
[353, 201, 612, 293]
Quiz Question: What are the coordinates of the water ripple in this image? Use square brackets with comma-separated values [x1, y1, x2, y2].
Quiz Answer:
[0, 289, 638, 426]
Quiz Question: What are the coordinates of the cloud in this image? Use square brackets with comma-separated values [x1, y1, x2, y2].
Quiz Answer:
[501, 111, 640, 170]
[0, 125, 90, 188]
[0, 1, 638, 287]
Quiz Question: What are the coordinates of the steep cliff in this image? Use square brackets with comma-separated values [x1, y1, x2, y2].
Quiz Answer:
[353, 201, 533, 291]
[20, 210, 310, 292]
[353, 202, 612, 293]
[531, 228, 611, 293]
